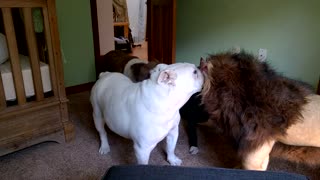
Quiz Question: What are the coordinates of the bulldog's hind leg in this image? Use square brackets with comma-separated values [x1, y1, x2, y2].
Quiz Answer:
[92, 107, 110, 155]
[166, 124, 182, 165]
[243, 139, 275, 171]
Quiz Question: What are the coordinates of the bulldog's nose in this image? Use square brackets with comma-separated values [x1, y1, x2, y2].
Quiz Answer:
[194, 69, 204, 80]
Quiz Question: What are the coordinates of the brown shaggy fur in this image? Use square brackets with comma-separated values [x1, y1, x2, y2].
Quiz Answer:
[201, 51, 314, 160]
[271, 143, 320, 167]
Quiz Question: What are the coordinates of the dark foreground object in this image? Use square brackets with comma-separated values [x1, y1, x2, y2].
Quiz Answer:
[103, 165, 308, 180]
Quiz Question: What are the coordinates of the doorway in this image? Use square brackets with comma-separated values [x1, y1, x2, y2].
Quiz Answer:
[90, 0, 176, 77]
[130, 41, 148, 60]
[125, 0, 148, 60]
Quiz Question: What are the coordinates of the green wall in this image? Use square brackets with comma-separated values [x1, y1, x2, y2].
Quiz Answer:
[55, 0, 96, 87]
[53, 0, 319, 88]
[176, 0, 320, 88]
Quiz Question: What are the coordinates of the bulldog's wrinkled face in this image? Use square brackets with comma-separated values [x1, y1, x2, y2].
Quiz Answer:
[150, 63, 204, 95]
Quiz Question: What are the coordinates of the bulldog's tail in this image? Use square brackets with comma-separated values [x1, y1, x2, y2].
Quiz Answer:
[99, 71, 111, 79]
[271, 143, 320, 166]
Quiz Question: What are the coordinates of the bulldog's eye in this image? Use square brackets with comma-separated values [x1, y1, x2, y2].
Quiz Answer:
[193, 70, 197, 74]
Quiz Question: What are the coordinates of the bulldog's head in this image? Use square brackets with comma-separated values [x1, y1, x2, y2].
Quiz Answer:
[150, 63, 204, 96]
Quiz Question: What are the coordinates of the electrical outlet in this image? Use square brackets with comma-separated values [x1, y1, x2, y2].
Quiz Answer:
[258, 48, 267, 61]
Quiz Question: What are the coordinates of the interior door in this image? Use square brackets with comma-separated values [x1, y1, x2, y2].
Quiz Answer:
[147, 0, 176, 64]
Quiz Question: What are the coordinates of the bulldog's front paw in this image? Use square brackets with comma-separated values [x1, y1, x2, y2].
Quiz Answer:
[168, 155, 182, 166]
[189, 146, 199, 154]
[99, 145, 110, 155]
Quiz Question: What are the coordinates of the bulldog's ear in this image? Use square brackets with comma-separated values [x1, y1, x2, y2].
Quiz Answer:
[157, 70, 177, 86]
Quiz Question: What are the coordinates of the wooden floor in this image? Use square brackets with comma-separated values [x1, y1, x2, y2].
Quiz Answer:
[130, 41, 148, 60]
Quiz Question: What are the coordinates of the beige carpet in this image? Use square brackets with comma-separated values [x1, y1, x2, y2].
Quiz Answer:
[0, 91, 320, 179]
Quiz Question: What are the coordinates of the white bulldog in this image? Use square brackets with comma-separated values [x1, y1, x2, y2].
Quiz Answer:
[90, 63, 204, 165]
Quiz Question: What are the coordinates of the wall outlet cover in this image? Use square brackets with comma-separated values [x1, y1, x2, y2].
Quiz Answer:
[258, 48, 267, 61]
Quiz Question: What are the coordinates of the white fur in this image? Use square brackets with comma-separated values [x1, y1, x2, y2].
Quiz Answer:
[189, 146, 199, 154]
[90, 63, 204, 165]
[123, 58, 147, 82]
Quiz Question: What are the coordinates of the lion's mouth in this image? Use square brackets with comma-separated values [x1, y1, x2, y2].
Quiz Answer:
[199, 60, 208, 76]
